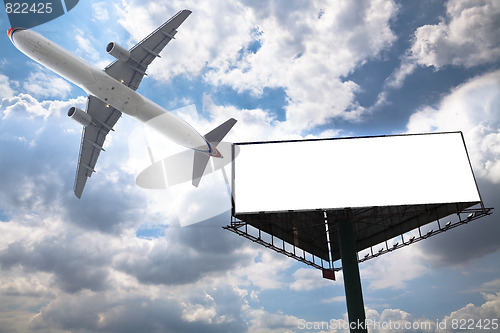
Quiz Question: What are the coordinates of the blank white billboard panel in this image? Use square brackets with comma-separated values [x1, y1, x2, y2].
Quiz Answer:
[233, 132, 480, 214]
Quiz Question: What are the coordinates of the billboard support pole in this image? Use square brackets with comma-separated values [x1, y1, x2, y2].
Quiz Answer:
[333, 209, 368, 333]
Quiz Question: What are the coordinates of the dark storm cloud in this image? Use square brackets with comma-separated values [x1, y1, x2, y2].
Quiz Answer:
[117, 211, 255, 286]
[0, 108, 146, 233]
[419, 179, 500, 267]
[0, 235, 110, 293]
[0, 106, 256, 295]
[30, 288, 248, 333]
[60, 171, 145, 233]
[177, 212, 245, 254]
[0, 116, 68, 213]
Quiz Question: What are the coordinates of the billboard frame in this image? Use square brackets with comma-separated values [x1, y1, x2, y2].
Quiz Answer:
[225, 131, 493, 332]
[231, 131, 483, 216]
[226, 132, 493, 270]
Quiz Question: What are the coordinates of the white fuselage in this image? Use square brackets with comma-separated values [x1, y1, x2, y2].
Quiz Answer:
[9, 28, 211, 153]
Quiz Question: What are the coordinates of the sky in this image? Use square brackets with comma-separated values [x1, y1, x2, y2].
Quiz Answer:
[0, 0, 499, 332]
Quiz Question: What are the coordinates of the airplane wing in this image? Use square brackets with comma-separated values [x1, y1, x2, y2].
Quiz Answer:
[104, 9, 191, 90]
[73, 96, 122, 198]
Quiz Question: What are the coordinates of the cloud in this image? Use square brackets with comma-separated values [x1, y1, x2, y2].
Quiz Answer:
[360, 246, 429, 290]
[0, 93, 147, 234]
[247, 308, 300, 333]
[404, 70, 500, 266]
[384, 60, 417, 89]
[321, 296, 346, 303]
[115, 0, 398, 132]
[115, 0, 257, 80]
[28, 283, 249, 333]
[318, 292, 500, 333]
[480, 279, 500, 292]
[410, 0, 500, 69]
[0, 97, 275, 332]
[441, 292, 500, 332]
[407, 70, 500, 184]
[201, 94, 288, 142]
[1, 93, 86, 119]
[0, 74, 15, 99]
[92, 2, 110, 21]
[417, 179, 500, 267]
[1, 2, 498, 332]
[22, 69, 73, 99]
[230, 250, 293, 290]
[0, 233, 111, 293]
[73, 27, 103, 64]
[0, 207, 257, 332]
[116, 216, 255, 286]
[204, 0, 398, 131]
[380, 0, 500, 103]
[0, 212, 304, 333]
[290, 268, 340, 291]
[0, 198, 253, 332]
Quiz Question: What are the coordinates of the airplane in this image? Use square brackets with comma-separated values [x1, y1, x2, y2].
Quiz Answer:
[7, 9, 236, 198]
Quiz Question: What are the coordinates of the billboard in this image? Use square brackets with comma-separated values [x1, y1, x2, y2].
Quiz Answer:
[232, 132, 480, 215]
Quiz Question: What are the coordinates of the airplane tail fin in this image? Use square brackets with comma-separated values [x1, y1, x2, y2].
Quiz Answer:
[192, 118, 237, 187]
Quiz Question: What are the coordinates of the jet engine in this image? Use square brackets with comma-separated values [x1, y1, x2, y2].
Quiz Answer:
[68, 106, 92, 127]
[106, 42, 130, 62]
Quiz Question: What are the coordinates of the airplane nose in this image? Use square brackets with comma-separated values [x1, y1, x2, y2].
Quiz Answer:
[7, 27, 26, 42]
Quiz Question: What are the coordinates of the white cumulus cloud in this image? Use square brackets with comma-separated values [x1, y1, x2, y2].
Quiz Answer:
[1, 93, 86, 119]
[407, 70, 500, 184]
[410, 0, 500, 69]
[115, 0, 398, 132]
[22, 69, 73, 99]
[0, 74, 15, 99]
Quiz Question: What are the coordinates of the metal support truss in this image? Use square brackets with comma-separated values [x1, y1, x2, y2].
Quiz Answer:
[224, 205, 493, 273]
